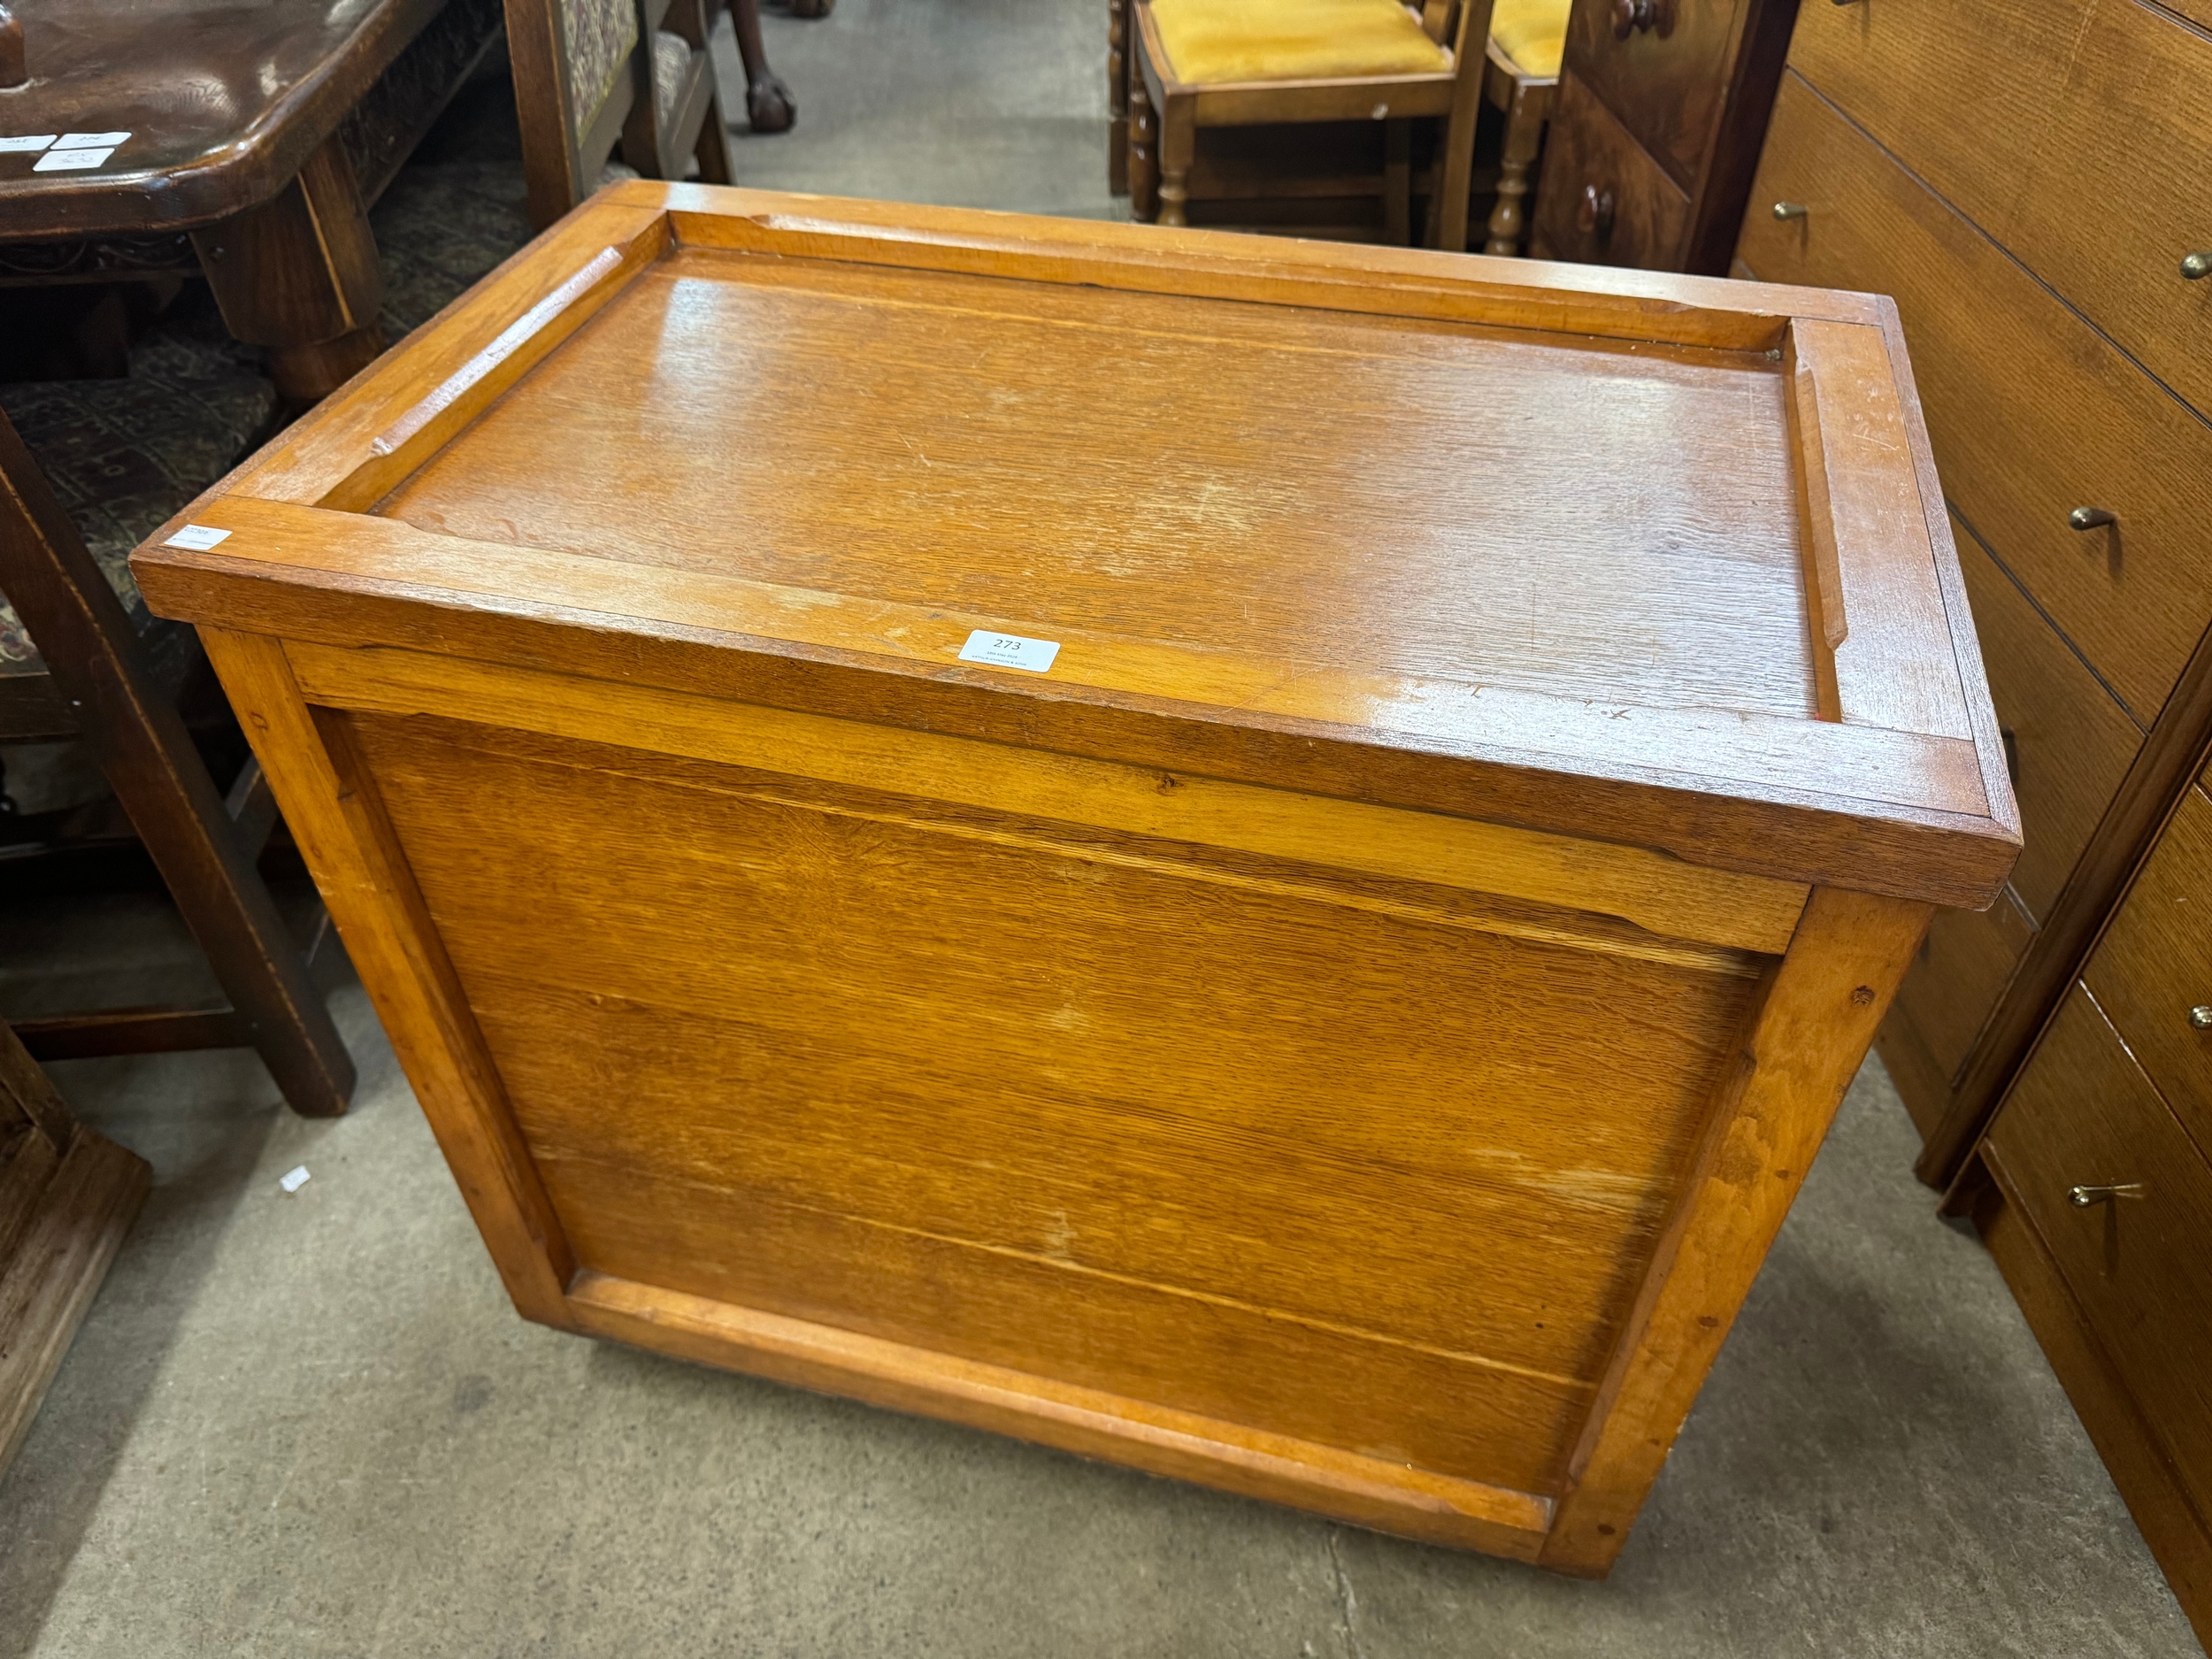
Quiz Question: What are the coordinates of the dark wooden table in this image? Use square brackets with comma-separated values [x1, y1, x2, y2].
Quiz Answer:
[0, 0, 499, 402]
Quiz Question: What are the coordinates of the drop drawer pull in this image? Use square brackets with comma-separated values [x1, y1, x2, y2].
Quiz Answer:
[2068, 506, 2117, 530]
[2068, 1183, 2145, 1207]
[1612, 0, 1675, 37]
[2184, 252, 2211, 280]
[1578, 185, 1617, 238]
[1772, 202, 1809, 221]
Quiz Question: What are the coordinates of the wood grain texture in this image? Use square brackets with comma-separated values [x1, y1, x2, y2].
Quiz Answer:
[125, 188, 2017, 1566]
[1784, 319, 1970, 740]
[1984, 986, 2212, 1527]
[1919, 605, 2212, 1186]
[193, 629, 578, 1326]
[349, 708, 1763, 1409]
[2080, 784, 2212, 1161]
[1789, 0, 2212, 422]
[1563, 0, 1743, 190]
[384, 252, 1818, 719]
[1532, 0, 1801, 276]
[569, 1271, 1554, 1558]
[1893, 883, 2035, 1086]
[1974, 1179, 2212, 1647]
[0, 1019, 150, 1482]
[285, 639, 1809, 956]
[651, 182, 1876, 345]
[1738, 72, 2212, 726]
[1539, 885, 1932, 1572]
[1948, 517, 2144, 923]
[1525, 71, 1691, 268]
[135, 495, 2013, 912]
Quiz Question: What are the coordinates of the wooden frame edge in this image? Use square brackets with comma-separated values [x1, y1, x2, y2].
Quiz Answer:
[1537, 885, 1932, 1573]
[195, 626, 579, 1325]
[566, 1269, 1553, 1560]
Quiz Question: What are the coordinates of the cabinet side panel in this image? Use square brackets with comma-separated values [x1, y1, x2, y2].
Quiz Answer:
[341, 701, 1778, 1499]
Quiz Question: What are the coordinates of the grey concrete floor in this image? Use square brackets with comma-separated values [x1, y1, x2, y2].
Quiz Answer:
[2, 2, 2202, 1651]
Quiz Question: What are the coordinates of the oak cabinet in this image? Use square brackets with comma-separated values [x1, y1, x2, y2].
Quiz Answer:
[133, 186, 2014, 1574]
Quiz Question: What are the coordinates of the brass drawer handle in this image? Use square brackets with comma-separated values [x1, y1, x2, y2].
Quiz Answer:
[1611, 0, 1676, 38]
[2068, 506, 2117, 531]
[1772, 202, 1809, 221]
[1578, 184, 1617, 239]
[2068, 1183, 2145, 1207]
[2189, 1004, 2212, 1029]
[2183, 252, 2211, 280]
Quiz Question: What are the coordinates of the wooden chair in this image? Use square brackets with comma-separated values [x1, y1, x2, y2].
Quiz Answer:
[728, 0, 798, 134]
[504, 0, 649, 227]
[1478, 0, 1567, 256]
[1123, 0, 1498, 250]
[622, 0, 738, 185]
[0, 410, 354, 1117]
[0, 1014, 149, 1482]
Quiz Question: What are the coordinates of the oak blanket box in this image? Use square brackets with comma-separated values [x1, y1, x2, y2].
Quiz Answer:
[130, 184, 2018, 1574]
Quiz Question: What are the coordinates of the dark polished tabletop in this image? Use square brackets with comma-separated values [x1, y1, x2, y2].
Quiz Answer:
[0, 0, 444, 240]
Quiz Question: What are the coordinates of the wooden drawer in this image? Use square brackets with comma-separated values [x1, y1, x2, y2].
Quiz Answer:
[1563, 0, 1745, 191]
[1737, 73, 2212, 724]
[1785, 0, 2085, 240]
[1893, 883, 2034, 1084]
[1790, 0, 2212, 422]
[1986, 986, 2212, 1523]
[1953, 515, 2144, 923]
[1528, 72, 1690, 268]
[2082, 784, 2212, 1162]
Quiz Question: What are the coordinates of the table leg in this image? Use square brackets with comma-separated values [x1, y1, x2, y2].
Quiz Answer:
[189, 133, 385, 407]
[732, 0, 796, 134]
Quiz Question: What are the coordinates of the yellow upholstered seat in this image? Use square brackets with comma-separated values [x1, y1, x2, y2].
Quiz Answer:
[1151, 0, 1453, 86]
[1489, 0, 1569, 77]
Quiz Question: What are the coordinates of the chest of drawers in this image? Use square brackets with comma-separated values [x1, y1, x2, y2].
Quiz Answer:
[1735, 1, 2212, 1635]
[132, 184, 2016, 1573]
[1528, 0, 1801, 273]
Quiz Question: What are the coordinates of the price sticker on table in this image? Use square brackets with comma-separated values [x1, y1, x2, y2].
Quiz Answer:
[957, 629, 1060, 673]
[163, 524, 233, 551]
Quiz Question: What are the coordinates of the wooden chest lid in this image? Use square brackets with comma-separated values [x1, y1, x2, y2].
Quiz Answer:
[131, 184, 2019, 909]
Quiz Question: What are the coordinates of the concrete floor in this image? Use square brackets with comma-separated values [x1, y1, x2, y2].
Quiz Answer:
[2, 2, 2203, 1653]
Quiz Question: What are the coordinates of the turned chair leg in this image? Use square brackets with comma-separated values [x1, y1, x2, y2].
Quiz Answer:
[1129, 63, 1159, 220]
[1484, 83, 1546, 257]
[731, 0, 795, 132]
[1109, 0, 1131, 196]
[1158, 98, 1195, 228]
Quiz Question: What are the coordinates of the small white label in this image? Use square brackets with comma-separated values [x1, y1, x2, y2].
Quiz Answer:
[163, 523, 231, 550]
[0, 135, 56, 154]
[53, 131, 131, 150]
[958, 629, 1060, 673]
[278, 1165, 311, 1194]
[35, 147, 114, 173]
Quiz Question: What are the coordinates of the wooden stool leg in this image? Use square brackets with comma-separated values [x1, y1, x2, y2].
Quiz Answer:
[1485, 84, 1546, 257]
[1109, 0, 1131, 196]
[730, 0, 795, 133]
[0, 417, 356, 1118]
[189, 134, 386, 407]
[1129, 62, 1159, 220]
[1158, 99, 1195, 228]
